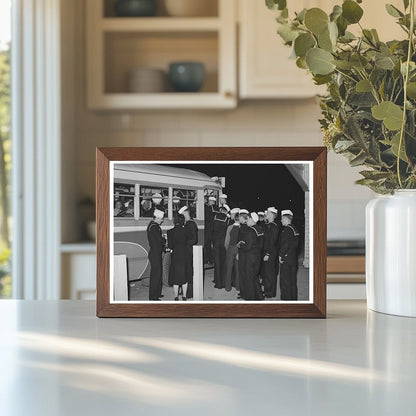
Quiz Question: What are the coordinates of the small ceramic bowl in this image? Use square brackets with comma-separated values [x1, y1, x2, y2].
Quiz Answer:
[114, 0, 158, 17]
[128, 68, 167, 93]
[168, 62, 205, 93]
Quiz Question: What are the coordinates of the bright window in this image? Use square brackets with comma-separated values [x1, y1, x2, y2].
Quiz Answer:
[0, 0, 11, 298]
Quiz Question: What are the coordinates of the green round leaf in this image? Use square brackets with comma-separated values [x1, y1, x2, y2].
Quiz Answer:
[306, 47, 336, 75]
[318, 28, 334, 52]
[266, 0, 287, 11]
[294, 33, 316, 58]
[375, 56, 395, 70]
[277, 23, 298, 43]
[296, 57, 308, 69]
[342, 0, 364, 24]
[333, 60, 352, 70]
[407, 82, 416, 99]
[304, 8, 329, 35]
[328, 21, 339, 43]
[385, 4, 404, 18]
[330, 5, 342, 22]
[356, 79, 372, 92]
[372, 101, 404, 131]
[350, 54, 368, 70]
[382, 132, 408, 162]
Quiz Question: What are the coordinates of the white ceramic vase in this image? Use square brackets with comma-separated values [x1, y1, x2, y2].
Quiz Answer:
[366, 190, 416, 317]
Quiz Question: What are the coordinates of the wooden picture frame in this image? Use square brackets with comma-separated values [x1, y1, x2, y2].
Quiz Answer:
[96, 147, 327, 318]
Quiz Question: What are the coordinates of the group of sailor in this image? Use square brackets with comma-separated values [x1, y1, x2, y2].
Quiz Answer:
[145, 192, 300, 302]
[204, 194, 300, 301]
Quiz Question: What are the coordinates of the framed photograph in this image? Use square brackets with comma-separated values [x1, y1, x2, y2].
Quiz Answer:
[96, 147, 327, 318]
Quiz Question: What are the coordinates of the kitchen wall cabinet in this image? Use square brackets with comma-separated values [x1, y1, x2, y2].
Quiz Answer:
[238, 0, 404, 99]
[86, 0, 237, 109]
[238, 0, 325, 99]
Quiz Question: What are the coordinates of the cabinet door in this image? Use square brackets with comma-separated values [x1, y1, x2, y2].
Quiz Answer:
[239, 0, 404, 100]
[239, 0, 325, 99]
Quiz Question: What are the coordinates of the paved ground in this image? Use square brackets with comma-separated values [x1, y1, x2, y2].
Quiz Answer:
[129, 263, 310, 302]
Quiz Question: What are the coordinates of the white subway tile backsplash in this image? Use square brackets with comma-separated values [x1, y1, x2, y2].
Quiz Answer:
[178, 111, 227, 130]
[132, 111, 180, 130]
[142, 130, 201, 147]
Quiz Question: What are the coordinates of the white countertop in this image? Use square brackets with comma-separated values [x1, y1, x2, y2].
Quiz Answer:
[0, 300, 415, 415]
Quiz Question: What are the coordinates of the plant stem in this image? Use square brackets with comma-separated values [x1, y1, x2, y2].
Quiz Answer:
[397, 0, 415, 188]
[334, 68, 358, 84]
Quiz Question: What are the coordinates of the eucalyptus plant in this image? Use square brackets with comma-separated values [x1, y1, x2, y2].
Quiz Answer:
[266, 0, 416, 193]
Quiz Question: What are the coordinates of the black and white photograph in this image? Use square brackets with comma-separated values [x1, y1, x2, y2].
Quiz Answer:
[110, 161, 313, 303]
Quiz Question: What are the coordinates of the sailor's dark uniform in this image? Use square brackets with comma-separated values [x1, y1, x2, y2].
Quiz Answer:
[279, 223, 300, 300]
[146, 220, 165, 300]
[262, 221, 280, 298]
[224, 223, 240, 291]
[204, 204, 218, 263]
[212, 212, 228, 288]
[238, 223, 264, 300]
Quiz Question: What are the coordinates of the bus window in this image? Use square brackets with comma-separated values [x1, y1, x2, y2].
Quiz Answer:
[173, 188, 197, 218]
[114, 183, 135, 218]
[140, 186, 169, 218]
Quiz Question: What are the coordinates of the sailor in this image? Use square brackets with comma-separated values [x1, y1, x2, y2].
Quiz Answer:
[219, 193, 228, 208]
[236, 209, 249, 298]
[152, 193, 165, 213]
[262, 207, 280, 298]
[204, 195, 218, 265]
[279, 210, 300, 301]
[167, 214, 187, 301]
[212, 204, 230, 289]
[179, 205, 198, 300]
[229, 206, 239, 222]
[146, 208, 166, 301]
[238, 212, 264, 301]
[257, 211, 266, 231]
[224, 208, 240, 292]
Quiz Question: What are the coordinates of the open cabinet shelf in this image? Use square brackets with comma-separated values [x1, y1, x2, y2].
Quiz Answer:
[86, 0, 237, 110]
[101, 17, 222, 31]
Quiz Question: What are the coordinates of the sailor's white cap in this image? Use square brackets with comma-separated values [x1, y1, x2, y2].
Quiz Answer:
[257, 211, 265, 217]
[239, 209, 249, 215]
[281, 209, 293, 217]
[178, 206, 189, 215]
[208, 196, 216, 201]
[230, 207, 240, 214]
[250, 212, 259, 223]
[152, 193, 162, 203]
[219, 193, 228, 199]
[267, 206, 278, 215]
[153, 208, 164, 219]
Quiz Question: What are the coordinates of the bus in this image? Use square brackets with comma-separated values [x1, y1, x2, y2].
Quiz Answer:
[113, 163, 223, 283]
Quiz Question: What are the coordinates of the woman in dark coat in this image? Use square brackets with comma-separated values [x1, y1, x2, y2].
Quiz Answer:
[167, 214, 188, 301]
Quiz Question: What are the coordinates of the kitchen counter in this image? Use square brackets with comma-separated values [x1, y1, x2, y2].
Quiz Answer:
[0, 300, 415, 415]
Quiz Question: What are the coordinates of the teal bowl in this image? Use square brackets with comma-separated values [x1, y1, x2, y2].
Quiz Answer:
[168, 62, 205, 93]
[114, 0, 158, 17]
